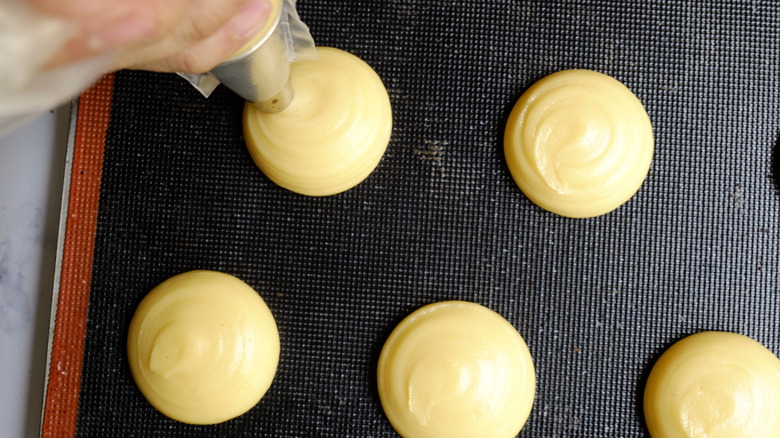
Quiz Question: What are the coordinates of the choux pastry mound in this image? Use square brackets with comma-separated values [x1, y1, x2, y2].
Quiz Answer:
[127, 270, 279, 425]
[377, 301, 536, 438]
[644, 331, 780, 438]
[504, 69, 653, 218]
[244, 46, 392, 196]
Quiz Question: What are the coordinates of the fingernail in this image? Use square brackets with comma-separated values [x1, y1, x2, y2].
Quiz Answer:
[88, 8, 156, 52]
[232, 0, 272, 40]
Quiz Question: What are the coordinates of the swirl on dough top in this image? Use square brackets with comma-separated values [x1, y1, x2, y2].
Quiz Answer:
[127, 270, 279, 425]
[644, 331, 780, 438]
[504, 69, 653, 218]
[377, 301, 535, 438]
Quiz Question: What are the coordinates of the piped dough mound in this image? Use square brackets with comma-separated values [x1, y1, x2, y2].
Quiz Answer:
[504, 69, 654, 218]
[644, 331, 780, 438]
[243, 46, 392, 196]
[127, 270, 280, 425]
[377, 301, 536, 438]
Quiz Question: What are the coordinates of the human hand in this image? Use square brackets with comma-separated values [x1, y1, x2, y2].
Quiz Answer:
[31, 0, 272, 73]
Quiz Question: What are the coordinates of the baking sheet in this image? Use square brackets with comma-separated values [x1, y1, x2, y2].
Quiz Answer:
[46, 1, 780, 436]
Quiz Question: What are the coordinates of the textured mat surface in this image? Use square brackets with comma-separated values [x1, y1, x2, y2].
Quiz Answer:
[73, 1, 780, 436]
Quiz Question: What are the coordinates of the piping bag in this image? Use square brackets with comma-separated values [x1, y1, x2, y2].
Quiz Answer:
[0, 0, 315, 138]
[180, 0, 317, 113]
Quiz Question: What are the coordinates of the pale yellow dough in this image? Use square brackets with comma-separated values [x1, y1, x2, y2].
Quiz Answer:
[127, 271, 280, 424]
[504, 69, 654, 218]
[377, 301, 536, 438]
[243, 46, 392, 196]
[644, 331, 780, 438]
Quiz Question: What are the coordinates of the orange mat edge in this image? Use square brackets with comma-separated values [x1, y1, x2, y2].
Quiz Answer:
[40, 74, 115, 438]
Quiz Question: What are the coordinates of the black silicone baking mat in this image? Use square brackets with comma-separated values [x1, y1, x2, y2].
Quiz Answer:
[45, 1, 780, 436]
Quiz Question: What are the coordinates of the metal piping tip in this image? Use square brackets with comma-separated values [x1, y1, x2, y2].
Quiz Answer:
[209, 1, 293, 113]
[252, 77, 294, 113]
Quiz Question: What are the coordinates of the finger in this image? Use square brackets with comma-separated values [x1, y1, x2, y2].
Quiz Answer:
[43, 0, 192, 69]
[115, 0, 272, 73]
[43, 2, 158, 68]
[28, 0, 128, 21]
[111, 0, 252, 71]
[180, 0, 257, 49]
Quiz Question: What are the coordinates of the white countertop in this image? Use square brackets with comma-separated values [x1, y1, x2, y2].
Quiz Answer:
[0, 107, 70, 438]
